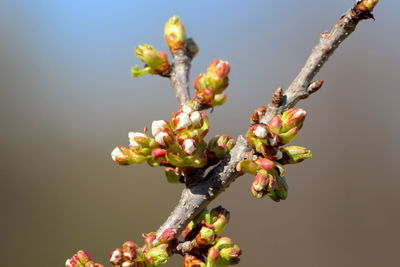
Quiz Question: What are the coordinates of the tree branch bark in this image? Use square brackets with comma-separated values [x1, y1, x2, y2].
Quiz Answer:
[170, 49, 191, 105]
[156, 0, 378, 240]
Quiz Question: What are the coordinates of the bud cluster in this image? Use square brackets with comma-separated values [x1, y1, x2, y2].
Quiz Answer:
[181, 206, 241, 267]
[239, 108, 312, 201]
[65, 250, 104, 267]
[191, 60, 230, 109]
[111, 105, 236, 183]
[108, 228, 177, 267]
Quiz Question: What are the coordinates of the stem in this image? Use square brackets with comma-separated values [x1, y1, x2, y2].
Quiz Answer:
[170, 49, 191, 105]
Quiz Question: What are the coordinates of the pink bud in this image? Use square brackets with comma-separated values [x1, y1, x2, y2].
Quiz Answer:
[268, 115, 282, 134]
[152, 148, 167, 159]
[208, 60, 230, 79]
[159, 228, 177, 244]
[256, 157, 276, 171]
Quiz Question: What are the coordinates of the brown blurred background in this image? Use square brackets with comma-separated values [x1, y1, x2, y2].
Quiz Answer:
[1, 1, 399, 266]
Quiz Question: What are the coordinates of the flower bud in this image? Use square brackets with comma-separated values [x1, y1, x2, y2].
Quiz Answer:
[210, 206, 230, 235]
[173, 112, 192, 130]
[207, 60, 230, 81]
[218, 244, 241, 265]
[211, 93, 227, 107]
[206, 247, 220, 267]
[151, 120, 170, 137]
[122, 241, 138, 261]
[280, 146, 312, 164]
[159, 228, 177, 244]
[66, 251, 104, 267]
[236, 160, 258, 175]
[144, 233, 157, 251]
[208, 135, 236, 160]
[184, 254, 206, 267]
[181, 104, 193, 114]
[164, 16, 187, 52]
[274, 176, 288, 200]
[110, 248, 123, 265]
[154, 132, 174, 147]
[145, 245, 169, 266]
[189, 111, 203, 128]
[182, 138, 197, 155]
[251, 171, 275, 199]
[128, 132, 150, 148]
[195, 226, 216, 247]
[214, 237, 233, 250]
[194, 73, 207, 91]
[268, 115, 282, 135]
[281, 108, 306, 132]
[253, 124, 268, 139]
[111, 146, 146, 165]
[255, 157, 275, 171]
[134, 44, 169, 72]
[357, 0, 379, 12]
[195, 88, 215, 105]
[121, 260, 134, 267]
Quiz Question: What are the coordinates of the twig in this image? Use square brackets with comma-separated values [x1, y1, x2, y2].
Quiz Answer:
[170, 49, 191, 105]
[156, 0, 378, 240]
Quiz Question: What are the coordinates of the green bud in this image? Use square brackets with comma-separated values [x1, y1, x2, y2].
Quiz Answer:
[208, 135, 236, 160]
[211, 93, 227, 107]
[274, 176, 289, 200]
[280, 146, 312, 164]
[357, 0, 379, 11]
[210, 206, 230, 235]
[145, 245, 169, 267]
[195, 226, 216, 247]
[218, 244, 241, 266]
[133, 44, 170, 77]
[236, 160, 258, 175]
[206, 247, 220, 267]
[164, 16, 187, 52]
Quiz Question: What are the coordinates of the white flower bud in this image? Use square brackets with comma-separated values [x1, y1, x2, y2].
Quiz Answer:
[183, 139, 196, 155]
[111, 146, 124, 161]
[128, 132, 147, 148]
[175, 113, 192, 130]
[190, 111, 202, 126]
[254, 125, 267, 139]
[182, 105, 193, 114]
[155, 132, 169, 147]
[151, 120, 169, 137]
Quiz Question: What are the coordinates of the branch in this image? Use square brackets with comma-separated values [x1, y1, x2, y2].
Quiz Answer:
[155, 0, 378, 240]
[170, 49, 192, 105]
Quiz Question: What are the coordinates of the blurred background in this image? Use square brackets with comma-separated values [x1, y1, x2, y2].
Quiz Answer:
[1, 0, 399, 266]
